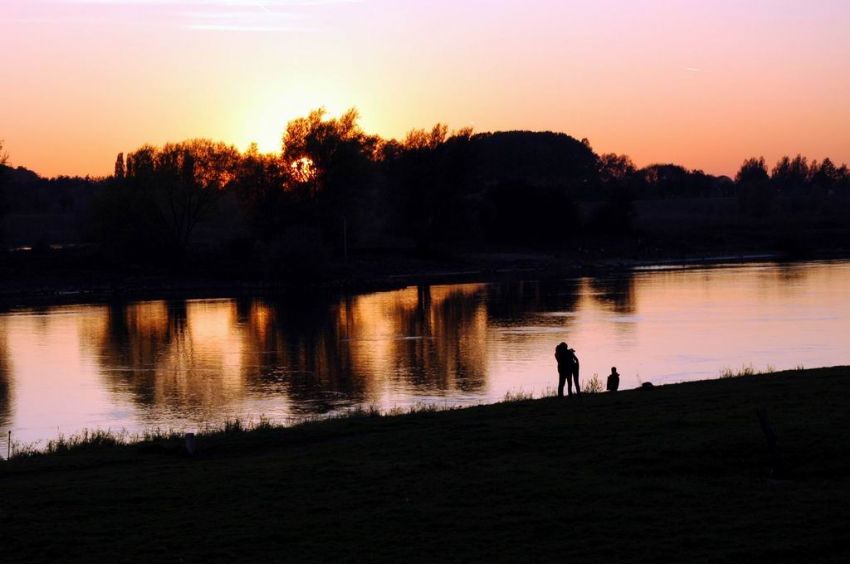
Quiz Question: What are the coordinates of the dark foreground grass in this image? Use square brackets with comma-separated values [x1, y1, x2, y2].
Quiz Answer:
[3, 367, 850, 563]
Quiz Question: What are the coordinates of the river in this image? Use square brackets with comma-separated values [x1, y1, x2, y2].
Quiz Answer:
[1, 260, 848, 452]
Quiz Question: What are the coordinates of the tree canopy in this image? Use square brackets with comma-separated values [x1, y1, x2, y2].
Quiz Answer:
[6, 109, 850, 264]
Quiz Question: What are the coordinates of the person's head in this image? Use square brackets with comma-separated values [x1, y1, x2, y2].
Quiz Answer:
[611, 367, 618, 374]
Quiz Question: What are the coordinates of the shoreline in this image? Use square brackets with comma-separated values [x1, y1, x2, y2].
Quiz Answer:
[0, 362, 822, 459]
[3, 366, 849, 562]
[1, 364, 837, 461]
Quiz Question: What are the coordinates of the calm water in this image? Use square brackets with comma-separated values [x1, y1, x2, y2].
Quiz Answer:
[1, 260, 849, 452]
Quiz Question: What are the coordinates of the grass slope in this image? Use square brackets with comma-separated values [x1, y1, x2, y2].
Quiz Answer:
[2, 367, 850, 563]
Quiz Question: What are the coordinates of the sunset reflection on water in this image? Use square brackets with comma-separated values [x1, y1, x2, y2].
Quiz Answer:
[1, 261, 849, 449]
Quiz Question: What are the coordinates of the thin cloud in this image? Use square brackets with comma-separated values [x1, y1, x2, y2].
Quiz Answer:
[183, 9, 317, 32]
[23, 0, 363, 32]
[49, 1, 360, 5]
[187, 24, 317, 31]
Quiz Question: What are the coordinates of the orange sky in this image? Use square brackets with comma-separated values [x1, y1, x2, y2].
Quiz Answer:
[2, 0, 849, 178]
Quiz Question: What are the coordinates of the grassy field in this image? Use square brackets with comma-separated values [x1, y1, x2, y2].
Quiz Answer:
[2, 367, 850, 563]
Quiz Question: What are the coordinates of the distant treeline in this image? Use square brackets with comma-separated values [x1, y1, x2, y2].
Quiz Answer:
[1, 111, 849, 265]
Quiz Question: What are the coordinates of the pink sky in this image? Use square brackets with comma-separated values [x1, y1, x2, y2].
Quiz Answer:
[1, 0, 849, 177]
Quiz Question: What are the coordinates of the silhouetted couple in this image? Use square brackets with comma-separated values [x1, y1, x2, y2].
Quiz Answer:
[555, 342, 580, 398]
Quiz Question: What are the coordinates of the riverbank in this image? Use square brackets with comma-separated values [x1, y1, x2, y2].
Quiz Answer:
[2, 244, 849, 310]
[2, 367, 849, 562]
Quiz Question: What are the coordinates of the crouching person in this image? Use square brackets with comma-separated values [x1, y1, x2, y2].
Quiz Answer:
[607, 367, 620, 392]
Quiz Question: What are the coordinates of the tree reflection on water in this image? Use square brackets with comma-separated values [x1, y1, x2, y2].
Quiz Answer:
[0, 322, 12, 431]
[83, 284, 503, 420]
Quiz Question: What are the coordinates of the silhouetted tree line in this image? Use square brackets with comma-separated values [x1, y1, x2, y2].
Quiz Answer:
[3, 111, 850, 263]
[92, 139, 240, 260]
[735, 155, 850, 217]
[0, 141, 104, 247]
[0, 141, 7, 241]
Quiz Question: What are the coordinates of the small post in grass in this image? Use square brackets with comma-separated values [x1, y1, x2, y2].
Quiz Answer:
[185, 432, 197, 456]
[757, 408, 786, 479]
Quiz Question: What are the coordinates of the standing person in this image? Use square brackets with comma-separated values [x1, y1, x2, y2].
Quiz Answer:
[607, 367, 620, 392]
[555, 342, 581, 398]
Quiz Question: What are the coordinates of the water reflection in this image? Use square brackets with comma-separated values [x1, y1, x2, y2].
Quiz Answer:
[78, 284, 494, 422]
[0, 322, 11, 431]
[244, 296, 368, 413]
[589, 275, 636, 314]
[83, 301, 244, 416]
[486, 279, 581, 321]
[1, 261, 848, 445]
[253, 284, 490, 406]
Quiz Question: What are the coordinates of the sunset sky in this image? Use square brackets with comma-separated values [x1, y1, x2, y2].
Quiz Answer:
[2, 0, 849, 178]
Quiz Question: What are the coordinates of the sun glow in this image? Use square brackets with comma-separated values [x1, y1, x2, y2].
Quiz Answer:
[237, 115, 286, 156]
[228, 84, 359, 157]
[3, 1, 850, 177]
[290, 157, 317, 183]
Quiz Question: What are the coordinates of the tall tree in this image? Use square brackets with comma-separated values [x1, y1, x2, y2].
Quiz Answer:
[735, 157, 769, 185]
[0, 140, 9, 235]
[234, 143, 288, 241]
[811, 158, 838, 191]
[736, 157, 773, 216]
[387, 126, 477, 250]
[598, 153, 636, 186]
[836, 164, 850, 194]
[281, 108, 378, 199]
[771, 154, 810, 191]
[403, 124, 449, 151]
[114, 152, 125, 179]
[281, 108, 380, 250]
[592, 153, 637, 233]
[152, 139, 240, 252]
[104, 140, 240, 259]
